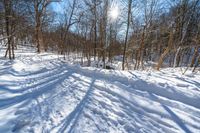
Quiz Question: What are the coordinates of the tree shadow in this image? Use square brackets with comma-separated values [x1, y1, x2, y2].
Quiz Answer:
[57, 79, 96, 133]
[0, 69, 73, 109]
[128, 71, 140, 79]
[149, 93, 192, 133]
[175, 76, 200, 89]
[0, 85, 17, 93]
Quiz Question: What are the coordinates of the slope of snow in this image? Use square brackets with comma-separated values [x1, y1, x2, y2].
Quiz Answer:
[0, 49, 200, 133]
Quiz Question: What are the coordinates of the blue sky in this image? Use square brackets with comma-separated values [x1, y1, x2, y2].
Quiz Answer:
[51, 2, 64, 14]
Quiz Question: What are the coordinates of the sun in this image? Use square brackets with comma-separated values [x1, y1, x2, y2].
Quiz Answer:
[108, 3, 119, 22]
[110, 6, 119, 20]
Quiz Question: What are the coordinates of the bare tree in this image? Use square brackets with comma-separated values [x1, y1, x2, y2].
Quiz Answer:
[31, 0, 58, 53]
[3, 0, 15, 59]
[122, 0, 132, 70]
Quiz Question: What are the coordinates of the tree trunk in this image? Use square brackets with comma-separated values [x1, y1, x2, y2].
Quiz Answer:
[193, 55, 200, 72]
[190, 47, 199, 67]
[173, 47, 181, 68]
[122, 0, 132, 70]
[138, 28, 145, 70]
[4, 0, 14, 59]
[157, 30, 173, 70]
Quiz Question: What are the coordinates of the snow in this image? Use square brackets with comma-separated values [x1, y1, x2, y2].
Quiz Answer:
[0, 48, 200, 133]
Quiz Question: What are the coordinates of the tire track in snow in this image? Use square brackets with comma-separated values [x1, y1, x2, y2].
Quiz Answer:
[0, 68, 74, 109]
[0, 61, 67, 94]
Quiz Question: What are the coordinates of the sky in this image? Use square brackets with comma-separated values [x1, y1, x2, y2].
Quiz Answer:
[51, 1, 65, 14]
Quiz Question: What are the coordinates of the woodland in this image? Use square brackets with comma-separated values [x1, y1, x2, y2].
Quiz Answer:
[0, 0, 200, 71]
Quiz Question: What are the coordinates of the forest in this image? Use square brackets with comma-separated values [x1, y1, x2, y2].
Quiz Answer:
[0, 0, 200, 71]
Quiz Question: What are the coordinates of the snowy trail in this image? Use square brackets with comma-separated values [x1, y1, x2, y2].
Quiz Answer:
[0, 51, 200, 133]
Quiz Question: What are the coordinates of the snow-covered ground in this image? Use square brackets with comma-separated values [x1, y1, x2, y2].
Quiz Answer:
[0, 48, 200, 133]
